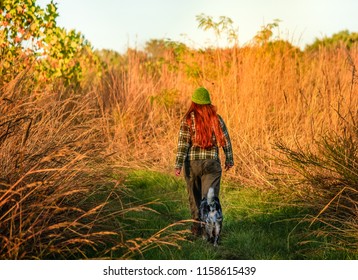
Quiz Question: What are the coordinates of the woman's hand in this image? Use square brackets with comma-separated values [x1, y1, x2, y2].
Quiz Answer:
[175, 168, 181, 176]
[225, 164, 233, 171]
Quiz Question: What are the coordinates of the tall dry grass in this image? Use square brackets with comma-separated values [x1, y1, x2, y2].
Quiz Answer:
[3, 41, 356, 258]
[273, 114, 357, 254]
[99, 44, 358, 184]
[0, 69, 188, 259]
[97, 43, 357, 254]
[0, 72, 119, 259]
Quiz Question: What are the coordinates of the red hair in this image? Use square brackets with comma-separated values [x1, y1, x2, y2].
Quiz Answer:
[185, 102, 226, 149]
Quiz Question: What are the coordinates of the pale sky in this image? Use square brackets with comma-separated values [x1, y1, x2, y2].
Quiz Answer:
[37, 0, 358, 52]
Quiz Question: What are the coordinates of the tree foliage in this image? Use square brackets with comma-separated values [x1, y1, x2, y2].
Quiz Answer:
[305, 30, 358, 51]
[253, 19, 281, 45]
[196, 13, 238, 46]
[0, 0, 98, 87]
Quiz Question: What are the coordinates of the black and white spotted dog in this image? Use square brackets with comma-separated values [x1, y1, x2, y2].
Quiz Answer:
[199, 187, 223, 246]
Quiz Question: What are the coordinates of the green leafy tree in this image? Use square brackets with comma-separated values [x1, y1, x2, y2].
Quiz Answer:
[41, 25, 96, 86]
[196, 13, 238, 46]
[253, 19, 281, 45]
[0, 0, 98, 87]
[305, 30, 358, 51]
[144, 39, 188, 61]
[1, 0, 54, 82]
[95, 49, 124, 68]
[144, 39, 168, 58]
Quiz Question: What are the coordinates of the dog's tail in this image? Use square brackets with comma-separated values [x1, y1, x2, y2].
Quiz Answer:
[207, 187, 215, 205]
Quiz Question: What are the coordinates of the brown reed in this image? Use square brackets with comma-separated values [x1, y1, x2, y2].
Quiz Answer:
[0, 69, 188, 259]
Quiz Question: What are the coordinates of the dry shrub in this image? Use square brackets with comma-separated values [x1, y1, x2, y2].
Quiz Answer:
[0, 72, 115, 259]
[0, 71, 187, 259]
[273, 113, 358, 254]
[115, 220, 191, 259]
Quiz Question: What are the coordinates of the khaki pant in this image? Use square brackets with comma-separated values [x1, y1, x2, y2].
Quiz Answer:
[184, 159, 222, 220]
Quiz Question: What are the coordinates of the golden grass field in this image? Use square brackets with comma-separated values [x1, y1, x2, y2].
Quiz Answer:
[101, 45, 357, 182]
[1, 41, 357, 258]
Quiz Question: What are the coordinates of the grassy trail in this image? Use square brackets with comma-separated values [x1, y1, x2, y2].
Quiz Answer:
[115, 170, 348, 260]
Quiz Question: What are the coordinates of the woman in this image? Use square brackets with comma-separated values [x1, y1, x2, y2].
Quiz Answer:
[175, 87, 234, 236]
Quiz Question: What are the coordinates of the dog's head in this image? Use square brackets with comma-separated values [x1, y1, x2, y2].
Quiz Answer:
[200, 196, 222, 221]
[208, 197, 221, 212]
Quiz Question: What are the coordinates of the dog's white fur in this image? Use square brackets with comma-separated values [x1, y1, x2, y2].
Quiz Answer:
[200, 187, 223, 246]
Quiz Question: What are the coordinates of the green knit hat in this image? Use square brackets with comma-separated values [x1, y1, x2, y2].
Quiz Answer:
[192, 87, 211, 105]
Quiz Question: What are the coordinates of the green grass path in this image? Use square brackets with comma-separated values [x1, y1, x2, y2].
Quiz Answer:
[117, 170, 353, 260]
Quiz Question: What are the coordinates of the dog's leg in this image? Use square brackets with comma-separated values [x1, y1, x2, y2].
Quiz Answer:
[213, 236, 219, 246]
[213, 222, 221, 246]
[205, 223, 213, 242]
[201, 220, 207, 240]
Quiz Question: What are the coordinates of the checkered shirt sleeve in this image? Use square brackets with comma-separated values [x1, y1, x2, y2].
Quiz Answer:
[174, 120, 191, 169]
[218, 115, 234, 166]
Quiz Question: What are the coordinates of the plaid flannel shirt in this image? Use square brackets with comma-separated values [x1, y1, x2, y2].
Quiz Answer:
[175, 113, 234, 169]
